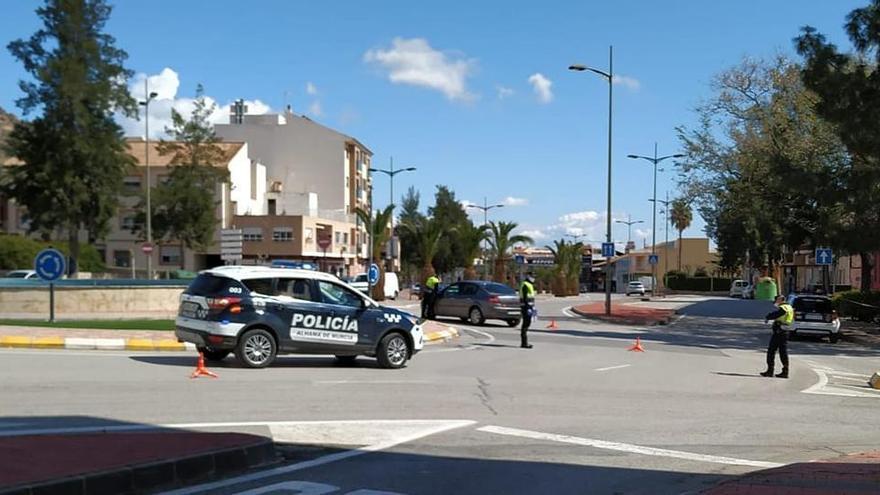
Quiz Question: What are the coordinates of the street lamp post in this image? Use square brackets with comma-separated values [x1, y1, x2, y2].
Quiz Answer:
[650, 192, 673, 296]
[369, 157, 416, 272]
[139, 82, 158, 280]
[466, 198, 505, 279]
[628, 144, 684, 296]
[570, 45, 614, 316]
[615, 214, 644, 246]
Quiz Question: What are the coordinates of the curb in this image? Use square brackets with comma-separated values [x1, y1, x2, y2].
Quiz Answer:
[0, 335, 195, 352]
[569, 306, 675, 326]
[0, 439, 276, 495]
[423, 324, 459, 343]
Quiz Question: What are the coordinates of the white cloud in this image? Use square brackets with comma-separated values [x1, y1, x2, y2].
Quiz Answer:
[612, 75, 641, 91]
[496, 85, 514, 99]
[528, 73, 553, 103]
[634, 228, 650, 240]
[306, 82, 318, 95]
[364, 37, 476, 101]
[520, 229, 547, 240]
[308, 101, 323, 117]
[118, 68, 271, 139]
[503, 196, 528, 206]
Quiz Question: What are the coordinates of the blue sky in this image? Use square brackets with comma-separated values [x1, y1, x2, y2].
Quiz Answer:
[0, 0, 864, 248]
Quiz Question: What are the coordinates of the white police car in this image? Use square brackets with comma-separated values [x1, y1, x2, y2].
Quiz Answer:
[175, 266, 424, 369]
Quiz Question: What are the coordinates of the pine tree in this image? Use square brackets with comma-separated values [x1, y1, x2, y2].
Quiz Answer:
[3, 0, 136, 275]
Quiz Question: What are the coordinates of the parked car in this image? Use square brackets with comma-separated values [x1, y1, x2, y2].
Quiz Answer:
[785, 294, 841, 343]
[742, 283, 755, 299]
[349, 272, 400, 300]
[729, 279, 749, 298]
[625, 281, 646, 297]
[432, 281, 521, 326]
[3, 270, 38, 279]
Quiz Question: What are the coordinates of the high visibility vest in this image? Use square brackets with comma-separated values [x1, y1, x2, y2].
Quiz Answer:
[426, 276, 440, 290]
[776, 303, 794, 325]
[520, 280, 536, 302]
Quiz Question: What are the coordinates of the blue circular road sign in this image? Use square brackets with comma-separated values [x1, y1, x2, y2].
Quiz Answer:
[34, 248, 66, 281]
[368, 263, 380, 286]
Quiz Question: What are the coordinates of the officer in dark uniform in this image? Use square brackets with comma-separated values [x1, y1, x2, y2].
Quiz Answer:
[762, 294, 794, 378]
[519, 273, 536, 349]
[422, 273, 440, 320]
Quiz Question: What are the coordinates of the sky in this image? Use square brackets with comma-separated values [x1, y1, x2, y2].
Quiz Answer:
[0, 0, 865, 249]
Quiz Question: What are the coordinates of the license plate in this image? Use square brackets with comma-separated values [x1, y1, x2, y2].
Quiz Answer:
[805, 314, 824, 321]
[180, 301, 200, 318]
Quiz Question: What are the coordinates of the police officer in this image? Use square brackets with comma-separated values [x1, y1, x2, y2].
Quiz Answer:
[520, 273, 536, 349]
[422, 273, 440, 319]
[761, 294, 794, 378]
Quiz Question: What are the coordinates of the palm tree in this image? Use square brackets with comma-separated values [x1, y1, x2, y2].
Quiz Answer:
[669, 199, 693, 272]
[486, 221, 533, 284]
[547, 239, 584, 296]
[459, 222, 489, 280]
[399, 216, 446, 284]
[355, 205, 394, 300]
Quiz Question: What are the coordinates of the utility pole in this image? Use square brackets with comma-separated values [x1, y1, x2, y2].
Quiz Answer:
[139, 81, 158, 279]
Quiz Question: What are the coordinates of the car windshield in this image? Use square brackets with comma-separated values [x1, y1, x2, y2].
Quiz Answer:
[484, 283, 516, 295]
[792, 297, 833, 313]
[5, 271, 29, 278]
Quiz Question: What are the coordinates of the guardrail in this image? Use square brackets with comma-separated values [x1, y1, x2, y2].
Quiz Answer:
[0, 279, 190, 289]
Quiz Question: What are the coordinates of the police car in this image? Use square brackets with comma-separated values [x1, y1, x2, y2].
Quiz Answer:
[175, 266, 424, 369]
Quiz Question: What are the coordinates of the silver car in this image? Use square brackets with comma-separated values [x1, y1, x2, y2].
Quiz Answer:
[432, 281, 522, 326]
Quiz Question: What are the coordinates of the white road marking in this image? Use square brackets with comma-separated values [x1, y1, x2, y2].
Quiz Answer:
[801, 360, 880, 399]
[594, 364, 631, 372]
[562, 306, 578, 318]
[162, 420, 475, 495]
[477, 425, 783, 469]
[422, 327, 495, 353]
[314, 380, 432, 385]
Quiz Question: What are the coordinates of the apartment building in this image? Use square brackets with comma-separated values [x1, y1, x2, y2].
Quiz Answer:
[610, 237, 718, 292]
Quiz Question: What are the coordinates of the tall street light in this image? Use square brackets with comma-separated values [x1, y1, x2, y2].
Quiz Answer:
[650, 192, 673, 296]
[369, 156, 416, 271]
[139, 82, 158, 279]
[570, 45, 614, 316]
[466, 198, 505, 278]
[628, 144, 684, 295]
[615, 214, 644, 245]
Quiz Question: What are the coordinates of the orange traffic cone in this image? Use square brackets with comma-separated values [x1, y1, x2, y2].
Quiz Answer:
[190, 352, 219, 379]
[546, 319, 559, 330]
[627, 337, 645, 352]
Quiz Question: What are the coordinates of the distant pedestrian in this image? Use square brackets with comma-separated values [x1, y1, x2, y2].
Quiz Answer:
[422, 273, 440, 319]
[519, 273, 536, 349]
[761, 294, 794, 378]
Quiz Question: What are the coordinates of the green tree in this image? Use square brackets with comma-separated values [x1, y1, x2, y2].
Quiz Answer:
[135, 85, 229, 268]
[397, 186, 424, 280]
[459, 222, 489, 280]
[797, 1, 880, 292]
[547, 239, 583, 296]
[427, 186, 471, 274]
[669, 199, 692, 272]
[486, 221, 532, 283]
[2, 0, 136, 275]
[399, 215, 445, 285]
[356, 205, 394, 300]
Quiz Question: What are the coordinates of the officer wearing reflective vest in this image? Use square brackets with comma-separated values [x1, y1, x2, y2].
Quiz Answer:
[519, 274, 536, 349]
[761, 294, 794, 378]
[422, 274, 441, 319]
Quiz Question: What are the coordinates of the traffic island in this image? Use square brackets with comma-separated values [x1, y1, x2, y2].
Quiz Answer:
[571, 302, 676, 326]
[702, 450, 880, 494]
[0, 431, 276, 495]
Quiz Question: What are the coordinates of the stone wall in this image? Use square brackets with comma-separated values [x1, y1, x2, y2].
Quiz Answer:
[0, 286, 184, 319]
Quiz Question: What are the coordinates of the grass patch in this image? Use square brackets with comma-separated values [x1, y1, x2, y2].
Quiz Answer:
[0, 319, 175, 331]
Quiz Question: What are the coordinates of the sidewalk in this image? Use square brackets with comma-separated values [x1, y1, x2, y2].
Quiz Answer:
[703, 451, 880, 494]
[0, 320, 459, 351]
[571, 300, 677, 326]
[0, 431, 276, 495]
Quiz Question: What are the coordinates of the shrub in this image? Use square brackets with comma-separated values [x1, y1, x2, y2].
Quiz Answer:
[0, 235, 105, 273]
[832, 290, 880, 320]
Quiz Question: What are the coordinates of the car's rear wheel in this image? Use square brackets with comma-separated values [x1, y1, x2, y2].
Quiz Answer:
[235, 329, 277, 369]
[335, 355, 358, 365]
[507, 319, 520, 327]
[376, 333, 410, 369]
[198, 346, 230, 362]
[468, 306, 485, 325]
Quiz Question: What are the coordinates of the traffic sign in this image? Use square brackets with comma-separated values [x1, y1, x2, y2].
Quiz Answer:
[816, 248, 833, 266]
[317, 236, 332, 250]
[649, 254, 659, 265]
[602, 242, 615, 258]
[34, 248, 66, 281]
[514, 255, 525, 265]
[368, 263, 380, 286]
[141, 243, 154, 255]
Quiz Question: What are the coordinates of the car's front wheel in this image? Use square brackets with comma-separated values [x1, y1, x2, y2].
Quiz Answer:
[197, 346, 230, 362]
[235, 329, 277, 369]
[377, 333, 410, 369]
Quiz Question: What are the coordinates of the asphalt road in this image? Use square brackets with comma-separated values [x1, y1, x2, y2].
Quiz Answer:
[1, 294, 878, 495]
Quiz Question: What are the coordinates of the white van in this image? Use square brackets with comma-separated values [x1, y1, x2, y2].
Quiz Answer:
[349, 272, 400, 300]
[729, 279, 748, 298]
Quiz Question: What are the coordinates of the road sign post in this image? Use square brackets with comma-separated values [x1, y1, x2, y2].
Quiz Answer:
[649, 254, 659, 265]
[602, 242, 615, 258]
[815, 248, 832, 266]
[34, 248, 66, 322]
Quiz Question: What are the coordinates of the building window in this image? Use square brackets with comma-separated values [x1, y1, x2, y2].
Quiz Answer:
[273, 227, 293, 242]
[160, 246, 182, 265]
[343, 232, 348, 245]
[335, 232, 341, 244]
[123, 177, 141, 192]
[113, 250, 131, 268]
[268, 199, 277, 216]
[243, 227, 263, 242]
[120, 215, 137, 231]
